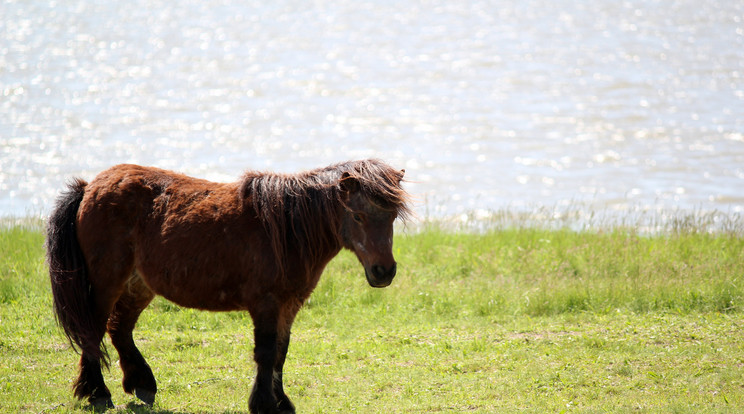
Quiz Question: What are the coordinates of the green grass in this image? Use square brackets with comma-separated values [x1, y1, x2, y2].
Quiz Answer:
[1, 218, 743, 412]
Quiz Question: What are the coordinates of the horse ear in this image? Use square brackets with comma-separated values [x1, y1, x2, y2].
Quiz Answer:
[340, 172, 360, 194]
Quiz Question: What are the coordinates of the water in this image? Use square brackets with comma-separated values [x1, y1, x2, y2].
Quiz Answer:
[2, 0, 743, 220]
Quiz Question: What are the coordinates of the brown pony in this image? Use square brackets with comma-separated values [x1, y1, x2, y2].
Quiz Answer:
[46, 159, 411, 413]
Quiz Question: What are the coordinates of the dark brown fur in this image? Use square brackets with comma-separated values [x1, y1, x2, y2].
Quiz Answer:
[46, 159, 410, 413]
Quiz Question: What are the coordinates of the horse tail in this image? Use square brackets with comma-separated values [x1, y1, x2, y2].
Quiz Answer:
[46, 179, 108, 365]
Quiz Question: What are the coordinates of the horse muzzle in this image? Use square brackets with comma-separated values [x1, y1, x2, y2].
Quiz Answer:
[365, 262, 397, 288]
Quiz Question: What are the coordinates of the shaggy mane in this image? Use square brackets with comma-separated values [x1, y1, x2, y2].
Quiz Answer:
[239, 159, 411, 274]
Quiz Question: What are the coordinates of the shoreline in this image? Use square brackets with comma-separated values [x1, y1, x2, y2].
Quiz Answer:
[3, 205, 743, 235]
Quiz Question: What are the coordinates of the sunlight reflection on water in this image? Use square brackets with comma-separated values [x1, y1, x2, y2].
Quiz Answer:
[1, 0, 743, 221]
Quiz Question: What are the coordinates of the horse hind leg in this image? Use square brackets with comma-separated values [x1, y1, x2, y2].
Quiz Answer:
[73, 266, 134, 409]
[71, 295, 117, 408]
[107, 272, 157, 406]
[74, 354, 113, 410]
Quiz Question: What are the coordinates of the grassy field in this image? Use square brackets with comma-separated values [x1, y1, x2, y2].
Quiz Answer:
[1, 218, 743, 413]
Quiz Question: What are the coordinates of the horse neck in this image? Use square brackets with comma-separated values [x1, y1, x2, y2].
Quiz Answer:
[300, 207, 342, 258]
[243, 167, 348, 274]
[282, 174, 346, 269]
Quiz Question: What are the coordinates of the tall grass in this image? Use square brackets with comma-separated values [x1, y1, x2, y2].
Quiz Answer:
[386, 227, 741, 318]
[0, 224, 47, 305]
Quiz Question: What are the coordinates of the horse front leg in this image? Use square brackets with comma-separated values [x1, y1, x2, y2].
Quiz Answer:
[273, 328, 295, 414]
[249, 307, 279, 414]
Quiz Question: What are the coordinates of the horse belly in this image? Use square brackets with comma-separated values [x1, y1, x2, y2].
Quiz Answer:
[135, 219, 266, 312]
[138, 265, 252, 312]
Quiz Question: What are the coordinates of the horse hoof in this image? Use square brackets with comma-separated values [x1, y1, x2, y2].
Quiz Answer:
[89, 396, 114, 411]
[134, 388, 156, 406]
[277, 398, 296, 414]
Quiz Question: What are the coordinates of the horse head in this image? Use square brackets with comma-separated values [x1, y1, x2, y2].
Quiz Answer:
[338, 169, 407, 288]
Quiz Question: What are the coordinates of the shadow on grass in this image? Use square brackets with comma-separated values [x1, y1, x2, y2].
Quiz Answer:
[122, 401, 248, 414]
[121, 401, 182, 414]
[51, 401, 248, 414]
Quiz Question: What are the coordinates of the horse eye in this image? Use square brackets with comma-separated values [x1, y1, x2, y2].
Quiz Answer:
[352, 213, 363, 223]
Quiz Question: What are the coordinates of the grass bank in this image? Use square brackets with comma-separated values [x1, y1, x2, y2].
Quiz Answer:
[1, 221, 742, 412]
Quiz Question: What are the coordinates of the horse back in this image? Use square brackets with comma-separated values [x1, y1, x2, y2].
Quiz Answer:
[78, 164, 242, 231]
[76, 164, 277, 311]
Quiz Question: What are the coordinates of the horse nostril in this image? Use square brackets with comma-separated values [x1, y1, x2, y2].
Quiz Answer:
[372, 263, 396, 279]
[371, 265, 385, 279]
